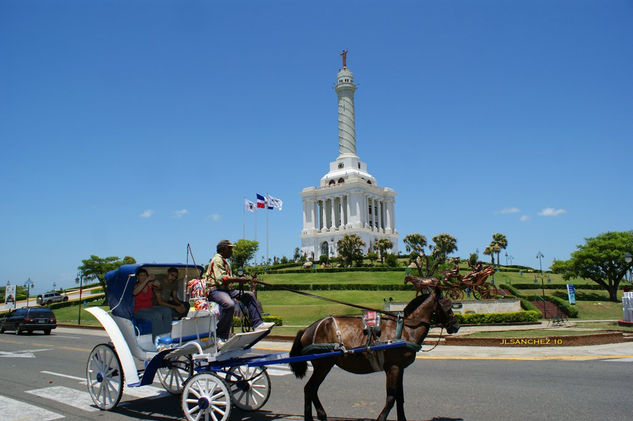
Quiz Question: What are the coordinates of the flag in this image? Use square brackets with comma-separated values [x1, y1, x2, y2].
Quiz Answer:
[266, 194, 283, 211]
[244, 198, 255, 213]
[256, 194, 266, 209]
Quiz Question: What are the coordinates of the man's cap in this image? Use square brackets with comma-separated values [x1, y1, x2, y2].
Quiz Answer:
[217, 239, 236, 249]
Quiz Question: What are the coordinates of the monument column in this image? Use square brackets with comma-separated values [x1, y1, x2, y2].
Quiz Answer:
[335, 50, 358, 159]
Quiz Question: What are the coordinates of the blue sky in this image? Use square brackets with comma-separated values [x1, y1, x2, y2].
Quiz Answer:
[1, 1, 632, 294]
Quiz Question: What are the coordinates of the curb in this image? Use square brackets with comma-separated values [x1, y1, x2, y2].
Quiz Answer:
[444, 331, 629, 347]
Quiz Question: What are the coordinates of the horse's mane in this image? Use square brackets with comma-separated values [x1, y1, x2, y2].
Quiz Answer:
[403, 292, 432, 318]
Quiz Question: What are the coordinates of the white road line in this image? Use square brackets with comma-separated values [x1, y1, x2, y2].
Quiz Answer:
[0, 395, 64, 421]
[41, 370, 84, 381]
[604, 358, 633, 362]
[40, 370, 170, 399]
[123, 385, 169, 399]
[0, 348, 51, 358]
[26, 386, 99, 412]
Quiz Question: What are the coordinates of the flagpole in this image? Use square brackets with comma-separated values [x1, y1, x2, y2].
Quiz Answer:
[242, 197, 246, 239]
[266, 203, 269, 263]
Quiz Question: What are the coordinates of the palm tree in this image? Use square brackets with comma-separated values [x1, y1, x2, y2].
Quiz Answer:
[491, 233, 508, 268]
[337, 234, 366, 267]
[375, 238, 394, 263]
[483, 245, 495, 265]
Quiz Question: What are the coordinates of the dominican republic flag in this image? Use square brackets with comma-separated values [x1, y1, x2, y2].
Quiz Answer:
[244, 199, 256, 213]
[256, 194, 266, 209]
[266, 194, 283, 211]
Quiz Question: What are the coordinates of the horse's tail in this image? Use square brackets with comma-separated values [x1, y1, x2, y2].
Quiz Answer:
[289, 329, 308, 379]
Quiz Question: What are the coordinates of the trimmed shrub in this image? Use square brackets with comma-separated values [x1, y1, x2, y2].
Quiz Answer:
[455, 310, 540, 325]
[49, 294, 105, 310]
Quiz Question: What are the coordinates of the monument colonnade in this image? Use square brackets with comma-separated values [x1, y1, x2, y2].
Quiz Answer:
[303, 192, 395, 234]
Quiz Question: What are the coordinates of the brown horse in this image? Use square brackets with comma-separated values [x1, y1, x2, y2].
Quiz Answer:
[289, 286, 460, 421]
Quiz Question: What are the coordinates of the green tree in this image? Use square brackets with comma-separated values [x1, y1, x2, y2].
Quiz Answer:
[491, 233, 508, 267]
[404, 233, 458, 277]
[375, 238, 394, 263]
[77, 255, 136, 305]
[469, 253, 479, 267]
[367, 252, 378, 265]
[293, 247, 301, 262]
[232, 239, 259, 271]
[337, 234, 366, 267]
[551, 231, 633, 302]
[483, 245, 496, 265]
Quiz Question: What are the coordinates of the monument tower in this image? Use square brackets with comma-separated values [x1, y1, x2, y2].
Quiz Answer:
[300, 51, 398, 259]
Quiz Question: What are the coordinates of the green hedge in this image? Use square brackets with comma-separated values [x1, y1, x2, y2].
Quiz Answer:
[260, 283, 413, 291]
[524, 294, 578, 318]
[511, 283, 625, 291]
[456, 310, 540, 324]
[500, 284, 523, 297]
[49, 294, 105, 310]
[266, 267, 405, 274]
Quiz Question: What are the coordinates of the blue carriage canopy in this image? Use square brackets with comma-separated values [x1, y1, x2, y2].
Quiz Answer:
[105, 263, 204, 320]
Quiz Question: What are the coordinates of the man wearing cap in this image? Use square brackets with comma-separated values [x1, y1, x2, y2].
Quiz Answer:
[206, 240, 274, 344]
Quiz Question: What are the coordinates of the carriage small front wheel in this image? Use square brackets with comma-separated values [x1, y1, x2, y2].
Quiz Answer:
[181, 372, 231, 421]
[157, 354, 193, 395]
[86, 343, 124, 410]
[225, 365, 271, 411]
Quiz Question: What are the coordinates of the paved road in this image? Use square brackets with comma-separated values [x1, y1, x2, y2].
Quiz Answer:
[0, 327, 631, 421]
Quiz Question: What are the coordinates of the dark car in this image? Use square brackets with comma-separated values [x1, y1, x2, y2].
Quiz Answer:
[0, 307, 57, 335]
[36, 292, 68, 305]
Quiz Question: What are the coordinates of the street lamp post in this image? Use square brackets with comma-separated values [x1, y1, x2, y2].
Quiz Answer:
[536, 251, 546, 319]
[76, 274, 83, 325]
[52, 282, 56, 292]
[24, 278, 34, 307]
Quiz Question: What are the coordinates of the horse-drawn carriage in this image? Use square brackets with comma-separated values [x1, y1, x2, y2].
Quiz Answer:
[86, 262, 460, 421]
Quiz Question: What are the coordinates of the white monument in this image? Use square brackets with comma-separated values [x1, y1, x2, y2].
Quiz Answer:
[300, 51, 399, 259]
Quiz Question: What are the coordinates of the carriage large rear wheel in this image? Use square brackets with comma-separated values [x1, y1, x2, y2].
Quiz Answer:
[181, 372, 231, 421]
[157, 354, 193, 395]
[225, 365, 271, 411]
[86, 343, 124, 410]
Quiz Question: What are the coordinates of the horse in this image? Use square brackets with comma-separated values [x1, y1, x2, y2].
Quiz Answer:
[289, 284, 460, 421]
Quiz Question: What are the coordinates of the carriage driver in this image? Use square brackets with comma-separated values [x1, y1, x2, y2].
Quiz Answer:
[205, 240, 274, 344]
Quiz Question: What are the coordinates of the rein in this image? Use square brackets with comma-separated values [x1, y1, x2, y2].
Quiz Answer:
[251, 278, 440, 329]
[251, 278, 402, 318]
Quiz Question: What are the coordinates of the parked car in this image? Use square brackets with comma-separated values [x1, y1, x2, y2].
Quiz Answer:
[0, 307, 57, 335]
[36, 292, 68, 305]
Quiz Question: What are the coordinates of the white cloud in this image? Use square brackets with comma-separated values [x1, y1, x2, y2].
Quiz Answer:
[538, 208, 567, 217]
[497, 207, 520, 214]
[208, 213, 220, 222]
[520, 215, 530, 222]
[173, 209, 189, 218]
[140, 209, 154, 218]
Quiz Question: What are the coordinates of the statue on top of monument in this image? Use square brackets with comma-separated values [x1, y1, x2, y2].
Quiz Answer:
[340, 49, 348, 69]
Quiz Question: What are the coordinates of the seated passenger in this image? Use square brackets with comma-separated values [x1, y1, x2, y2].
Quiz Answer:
[206, 240, 274, 343]
[132, 268, 172, 340]
[155, 267, 190, 320]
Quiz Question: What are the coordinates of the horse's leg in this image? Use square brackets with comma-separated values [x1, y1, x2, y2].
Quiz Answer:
[377, 364, 400, 421]
[395, 366, 407, 421]
[304, 359, 334, 421]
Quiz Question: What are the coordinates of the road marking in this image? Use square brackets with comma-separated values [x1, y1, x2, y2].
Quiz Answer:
[26, 386, 99, 412]
[0, 348, 51, 358]
[41, 370, 84, 382]
[417, 354, 633, 361]
[122, 385, 169, 399]
[0, 395, 64, 421]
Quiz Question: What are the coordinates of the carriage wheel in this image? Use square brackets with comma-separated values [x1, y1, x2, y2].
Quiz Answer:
[482, 285, 499, 299]
[86, 343, 124, 410]
[157, 354, 193, 395]
[447, 288, 464, 301]
[181, 372, 231, 421]
[225, 365, 271, 411]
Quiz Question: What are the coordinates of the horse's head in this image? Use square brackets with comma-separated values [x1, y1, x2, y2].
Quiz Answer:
[435, 290, 460, 334]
